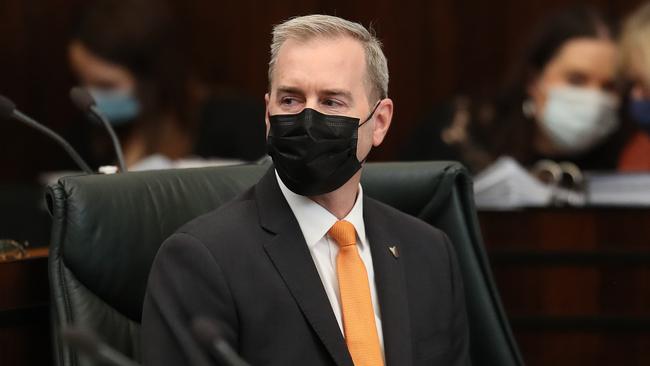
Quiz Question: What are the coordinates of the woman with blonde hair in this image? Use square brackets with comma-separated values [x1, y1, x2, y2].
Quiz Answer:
[618, 2, 650, 170]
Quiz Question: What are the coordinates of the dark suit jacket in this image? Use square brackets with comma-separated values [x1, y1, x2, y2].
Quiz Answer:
[141, 167, 470, 366]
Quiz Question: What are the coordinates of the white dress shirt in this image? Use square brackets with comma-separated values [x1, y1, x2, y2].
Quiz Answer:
[275, 172, 385, 357]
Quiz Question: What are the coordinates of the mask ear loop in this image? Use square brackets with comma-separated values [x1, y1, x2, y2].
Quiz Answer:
[358, 99, 383, 128]
[358, 99, 383, 163]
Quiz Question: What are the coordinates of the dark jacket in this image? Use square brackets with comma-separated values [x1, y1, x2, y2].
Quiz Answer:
[141, 168, 470, 366]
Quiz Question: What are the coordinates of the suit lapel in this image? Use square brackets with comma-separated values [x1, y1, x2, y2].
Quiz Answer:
[256, 169, 354, 366]
[365, 198, 414, 366]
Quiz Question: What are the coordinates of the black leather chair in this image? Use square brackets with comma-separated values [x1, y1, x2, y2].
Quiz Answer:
[47, 161, 523, 366]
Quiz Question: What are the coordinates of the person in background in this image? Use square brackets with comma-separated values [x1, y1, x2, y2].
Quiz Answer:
[401, 7, 626, 174]
[618, 3, 650, 171]
[68, 0, 266, 171]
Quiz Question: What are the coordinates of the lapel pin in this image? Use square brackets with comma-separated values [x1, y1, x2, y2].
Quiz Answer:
[388, 245, 399, 259]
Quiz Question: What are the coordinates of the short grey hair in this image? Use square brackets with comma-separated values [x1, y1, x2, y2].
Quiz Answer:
[268, 14, 389, 102]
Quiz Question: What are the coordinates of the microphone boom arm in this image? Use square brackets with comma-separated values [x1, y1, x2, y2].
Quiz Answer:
[88, 105, 127, 172]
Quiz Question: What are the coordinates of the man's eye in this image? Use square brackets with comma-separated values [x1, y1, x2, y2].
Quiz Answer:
[280, 97, 300, 106]
[323, 99, 342, 107]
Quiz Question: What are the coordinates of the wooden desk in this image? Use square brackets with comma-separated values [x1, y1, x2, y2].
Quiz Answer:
[0, 248, 51, 365]
[479, 208, 650, 366]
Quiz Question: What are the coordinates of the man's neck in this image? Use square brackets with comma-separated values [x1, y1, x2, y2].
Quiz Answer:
[309, 171, 362, 220]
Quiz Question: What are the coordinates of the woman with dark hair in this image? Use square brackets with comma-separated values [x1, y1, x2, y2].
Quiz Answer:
[69, 0, 197, 168]
[67, 0, 266, 170]
[402, 6, 626, 174]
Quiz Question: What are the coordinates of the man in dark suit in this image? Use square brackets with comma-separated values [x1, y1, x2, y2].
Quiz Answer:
[142, 14, 470, 366]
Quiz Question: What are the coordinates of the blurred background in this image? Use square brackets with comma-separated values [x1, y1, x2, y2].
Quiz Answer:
[2, 0, 650, 365]
[0, 0, 643, 181]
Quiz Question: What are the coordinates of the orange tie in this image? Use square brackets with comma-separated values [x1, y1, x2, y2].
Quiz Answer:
[328, 220, 384, 366]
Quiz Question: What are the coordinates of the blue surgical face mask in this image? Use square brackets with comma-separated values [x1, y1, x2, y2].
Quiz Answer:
[89, 88, 140, 126]
[629, 97, 650, 131]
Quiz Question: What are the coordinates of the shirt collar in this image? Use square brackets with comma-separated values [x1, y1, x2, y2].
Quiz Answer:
[275, 171, 366, 248]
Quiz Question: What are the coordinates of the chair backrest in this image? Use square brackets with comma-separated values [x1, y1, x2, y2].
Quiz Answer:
[47, 161, 523, 366]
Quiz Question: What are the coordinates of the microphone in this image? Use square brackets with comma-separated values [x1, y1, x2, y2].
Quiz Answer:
[62, 326, 141, 366]
[70, 87, 127, 172]
[191, 317, 250, 366]
[0, 94, 93, 174]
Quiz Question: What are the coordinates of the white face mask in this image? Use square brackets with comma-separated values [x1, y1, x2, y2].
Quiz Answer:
[539, 86, 619, 154]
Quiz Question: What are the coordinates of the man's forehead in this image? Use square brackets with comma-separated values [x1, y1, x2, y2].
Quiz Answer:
[271, 36, 368, 93]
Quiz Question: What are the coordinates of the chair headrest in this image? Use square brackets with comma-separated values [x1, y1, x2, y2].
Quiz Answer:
[48, 161, 465, 321]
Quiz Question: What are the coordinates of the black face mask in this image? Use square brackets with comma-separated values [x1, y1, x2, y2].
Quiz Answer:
[267, 102, 381, 196]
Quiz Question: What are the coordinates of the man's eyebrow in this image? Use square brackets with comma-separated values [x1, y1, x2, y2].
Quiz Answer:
[276, 86, 303, 95]
[321, 89, 353, 100]
[275, 86, 353, 101]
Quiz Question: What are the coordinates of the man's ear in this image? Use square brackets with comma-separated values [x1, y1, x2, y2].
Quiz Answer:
[265, 93, 271, 138]
[372, 98, 393, 147]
